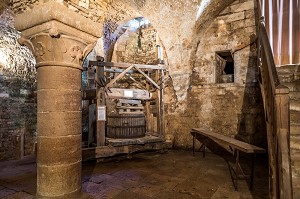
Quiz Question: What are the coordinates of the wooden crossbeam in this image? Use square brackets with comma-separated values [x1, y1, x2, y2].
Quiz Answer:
[105, 64, 160, 90]
[106, 64, 134, 88]
[134, 66, 160, 89]
[95, 61, 165, 70]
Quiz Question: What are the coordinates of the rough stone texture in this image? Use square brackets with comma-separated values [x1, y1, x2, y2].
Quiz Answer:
[14, 2, 101, 198]
[0, 9, 37, 161]
[163, 0, 266, 149]
[0, 73, 36, 161]
[112, 25, 157, 64]
[12, 0, 109, 24]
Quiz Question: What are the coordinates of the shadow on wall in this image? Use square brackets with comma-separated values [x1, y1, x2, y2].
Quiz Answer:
[235, 16, 267, 150]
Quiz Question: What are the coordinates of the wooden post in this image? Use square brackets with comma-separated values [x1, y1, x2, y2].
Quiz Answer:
[88, 103, 96, 147]
[96, 64, 106, 146]
[145, 82, 152, 133]
[275, 86, 293, 199]
[156, 70, 161, 136]
[159, 68, 165, 139]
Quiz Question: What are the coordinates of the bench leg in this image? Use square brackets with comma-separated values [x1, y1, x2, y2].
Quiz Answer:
[198, 139, 207, 158]
[228, 149, 241, 191]
[235, 150, 239, 190]
[203, 143, 206, 158]
[193, 131, 195, 157]
[250, 153, 255, 190]
[192, 132, 207, 158]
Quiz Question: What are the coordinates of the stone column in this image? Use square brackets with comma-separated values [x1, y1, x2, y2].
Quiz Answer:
[15, 2, 102, 198]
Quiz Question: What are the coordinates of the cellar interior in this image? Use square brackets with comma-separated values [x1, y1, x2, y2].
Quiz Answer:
[0, 0, 299, 198]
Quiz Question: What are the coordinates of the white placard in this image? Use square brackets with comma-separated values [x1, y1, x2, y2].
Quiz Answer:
[97, 106, 106, 121]
[124, 90, 134, 98]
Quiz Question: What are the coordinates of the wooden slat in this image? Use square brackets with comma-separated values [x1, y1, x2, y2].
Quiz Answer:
[118, 99, 141, 104]
[116, 106, 143, 110]
[125, 74, 148, 90]
[95, 61, 165, 70]
[191, 128, 266, 153]
[134, 66, 160, 89]
[106, 64, 134, 88]
[82, 140, 172, 160]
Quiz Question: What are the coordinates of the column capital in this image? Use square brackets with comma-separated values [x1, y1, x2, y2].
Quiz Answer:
[15, 1, 102, 69]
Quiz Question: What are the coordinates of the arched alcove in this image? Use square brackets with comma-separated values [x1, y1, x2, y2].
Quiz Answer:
[111, 17, 158, 64]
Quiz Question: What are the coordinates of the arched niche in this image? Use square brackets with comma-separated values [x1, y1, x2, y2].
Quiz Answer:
[109, 17, 165, 65]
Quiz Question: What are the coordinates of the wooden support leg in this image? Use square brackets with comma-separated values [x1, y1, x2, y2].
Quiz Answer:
[203, 143, 206, 158]
[250, 153, 255, 190]
[235, 150, 240, 190]
[192, 132, 207, 158]
[193, 132, 195, 157]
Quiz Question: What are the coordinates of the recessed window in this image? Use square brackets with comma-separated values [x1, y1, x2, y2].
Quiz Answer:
[216, 51, 234, 83]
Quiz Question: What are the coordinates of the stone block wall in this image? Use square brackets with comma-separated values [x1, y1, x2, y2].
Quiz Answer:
[12, 0, 110, 24]
[0, 73, 36, 160]
[0, 10, 37, 161]
[164, 0, 267, 149]
[112, 25, 157, 64]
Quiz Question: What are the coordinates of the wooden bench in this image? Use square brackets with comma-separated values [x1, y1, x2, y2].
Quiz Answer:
[191, 128, 266, 190]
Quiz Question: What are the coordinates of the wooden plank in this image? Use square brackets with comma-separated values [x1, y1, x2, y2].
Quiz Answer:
[106, 88, 152, 100]
[191, 128, 266, 153]
[116, 106, 144, 110]
[82, 140, 172, 160]
[278, 128, 293, 199]
[104, 68, 135, 74]
[118, 99, 142, 104]
[125, 74, 148, 90]
[275, 89, 292, 199]
[106, 135, 164, 147]
[106, 64, 134, 88]
[134, 66, 160, 89]
[118, 110, 144, 115]
[94, 61, 165, 70]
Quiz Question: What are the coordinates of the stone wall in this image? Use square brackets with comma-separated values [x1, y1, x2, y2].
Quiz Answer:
[12, 0, 110, 24]
[164, 0, 267, 149]
[112, 25, 157, 64]
[0, 10, 37, 160]
[0, 73, 36, 160]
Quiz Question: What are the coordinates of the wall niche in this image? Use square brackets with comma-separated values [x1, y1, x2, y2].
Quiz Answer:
[215, 51, 234, 83]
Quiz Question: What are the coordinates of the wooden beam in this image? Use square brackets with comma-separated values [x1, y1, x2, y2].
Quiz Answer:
[125, 74, 148, 90]
[104, 68, 136, 74]
[106, 64, 134, 88]
[106, 88, 152, 100]
[159, 69, 165, 138]
[134, 66, 160, 89]
[95, 61, 165, 70]
[82, 140, 172, 160]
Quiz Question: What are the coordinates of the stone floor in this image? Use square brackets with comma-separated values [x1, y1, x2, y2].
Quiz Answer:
[0, 150, 269, 199]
